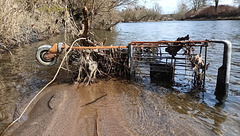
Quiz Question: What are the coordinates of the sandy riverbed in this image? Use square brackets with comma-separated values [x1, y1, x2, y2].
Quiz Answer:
[6, 79, 214, 136]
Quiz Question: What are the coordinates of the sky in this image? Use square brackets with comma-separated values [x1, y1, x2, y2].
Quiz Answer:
[138, 0, 235, 14]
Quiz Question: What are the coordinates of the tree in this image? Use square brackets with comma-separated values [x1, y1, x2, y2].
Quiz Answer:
[120, 6, 162, 22]
[190, 0, 207, 11]
[214, 0, 219, 11]
[153, 2, 162, 13]
[175, 1, 189, 19]
[68, 0, 136, 30]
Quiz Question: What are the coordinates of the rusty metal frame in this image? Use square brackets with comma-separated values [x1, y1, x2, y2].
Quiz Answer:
[42, 40, 232, 101]
[127, 40, 210, 88]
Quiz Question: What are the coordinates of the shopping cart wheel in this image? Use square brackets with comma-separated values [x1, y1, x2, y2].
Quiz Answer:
[36, 45, 58, 66]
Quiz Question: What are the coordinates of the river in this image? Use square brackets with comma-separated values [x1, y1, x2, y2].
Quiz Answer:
[0, 20, 240, 135]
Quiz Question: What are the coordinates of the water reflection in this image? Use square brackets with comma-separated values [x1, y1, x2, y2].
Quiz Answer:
[93, 29, 117, 46]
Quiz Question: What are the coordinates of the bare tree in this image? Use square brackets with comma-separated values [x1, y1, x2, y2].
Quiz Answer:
[175, 1, 189, 19]
[91, 0, 136, 14]
[190, 0, 207, 11]
[153, 2, 162, 13]
[120, 5, 162, 22]
[214, 0, 219, 11]
[68, 0, 136, 30]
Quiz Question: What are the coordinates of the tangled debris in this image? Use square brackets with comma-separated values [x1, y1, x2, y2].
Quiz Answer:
[165, 35, 189, 57]
[65, 45, 129, 85]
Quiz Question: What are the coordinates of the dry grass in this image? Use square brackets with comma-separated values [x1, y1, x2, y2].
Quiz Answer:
[185, 5, 239, 19]
[0, 0, 80, 52]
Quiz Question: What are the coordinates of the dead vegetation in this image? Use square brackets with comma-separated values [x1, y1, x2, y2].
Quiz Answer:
[120, 6, 162, 22]
[0, 0, 74, 53]
[184, 5, 240, 19]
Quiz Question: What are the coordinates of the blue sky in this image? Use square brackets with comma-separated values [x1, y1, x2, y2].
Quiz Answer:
[138, 0, 235, 14]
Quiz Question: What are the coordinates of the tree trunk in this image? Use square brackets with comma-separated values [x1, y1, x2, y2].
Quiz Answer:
[215, 0, 219, 12]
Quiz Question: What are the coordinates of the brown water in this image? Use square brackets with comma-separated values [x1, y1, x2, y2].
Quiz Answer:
[0, 21, 240, 135]
[8, 80, 214, 136]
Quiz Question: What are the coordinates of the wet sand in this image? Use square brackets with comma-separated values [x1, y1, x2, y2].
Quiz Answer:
[6, 79, 214, 136]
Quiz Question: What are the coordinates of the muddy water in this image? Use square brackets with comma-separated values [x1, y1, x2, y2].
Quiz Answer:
[0, 34, 73, 131]
[0, 21, 240, 136]
[8, 80, 213, 136]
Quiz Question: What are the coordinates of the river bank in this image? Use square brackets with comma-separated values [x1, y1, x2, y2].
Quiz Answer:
[182, 15, 240, 21]
[5, 79, 213, 136]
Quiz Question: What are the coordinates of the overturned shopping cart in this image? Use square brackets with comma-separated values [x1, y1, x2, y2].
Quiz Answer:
[36, 38, 232, 101]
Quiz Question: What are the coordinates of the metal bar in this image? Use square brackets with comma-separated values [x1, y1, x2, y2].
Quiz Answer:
[134, 53, 169, 55]
[134, 57, 188, 60]
[203, 43, 208, 88]
[210, 40, 232, 102]
[132, 44, 207, 48]
[128, 44, 134, 80]
[174, 65, 192, 67]
[61, 41, 210, 50]
[175, 68, 193, 70]
[70, 46, 128, 50]
[129, 40, 209, 45]
[173, 58, 176, 81]
[200, 46, 202, 54]
[174, 73, 192, 76]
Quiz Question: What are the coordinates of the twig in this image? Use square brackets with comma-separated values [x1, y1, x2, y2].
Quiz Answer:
[0, 38, 86, 136]
[61, 67, 73, 73]
[80, 94, 107, 107]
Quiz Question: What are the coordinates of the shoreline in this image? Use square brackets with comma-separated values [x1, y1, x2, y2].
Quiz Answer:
[183, 16, 240, 21]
